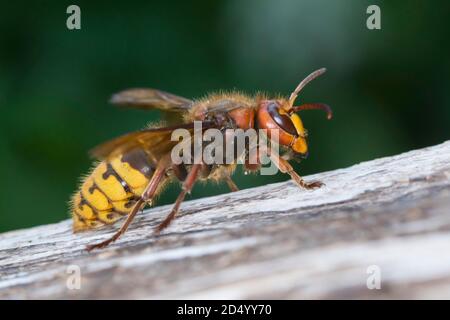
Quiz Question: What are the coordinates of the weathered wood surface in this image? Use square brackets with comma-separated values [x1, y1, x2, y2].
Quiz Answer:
[1, 141, 450, 299]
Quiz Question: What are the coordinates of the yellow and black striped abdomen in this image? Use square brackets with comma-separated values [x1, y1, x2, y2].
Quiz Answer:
[72, 149, 155, 232]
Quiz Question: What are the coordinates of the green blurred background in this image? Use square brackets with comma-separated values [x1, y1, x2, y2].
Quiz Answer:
[1, 0, 449, 233]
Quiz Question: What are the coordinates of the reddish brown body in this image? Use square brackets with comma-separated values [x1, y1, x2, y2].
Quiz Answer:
[229, 107, 255, 130]
[75, 68, 332, 251]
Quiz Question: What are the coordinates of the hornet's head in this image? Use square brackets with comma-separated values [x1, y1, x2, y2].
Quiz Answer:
[256, 68, 332, 157]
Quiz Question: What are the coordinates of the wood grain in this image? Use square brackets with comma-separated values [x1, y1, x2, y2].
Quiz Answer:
[1, 141, 450, 299]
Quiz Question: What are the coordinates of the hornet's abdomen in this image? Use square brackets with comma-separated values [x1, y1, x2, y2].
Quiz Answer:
[71, 149, 156, 231]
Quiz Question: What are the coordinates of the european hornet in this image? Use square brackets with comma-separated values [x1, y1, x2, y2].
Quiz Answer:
[70, 68, 332, 251]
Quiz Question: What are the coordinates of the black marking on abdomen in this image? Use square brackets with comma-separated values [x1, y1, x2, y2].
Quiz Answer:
[78, 196, 91, 212]
[121, 149, 154, 178]
[85, 179, 120, 211]
[125, 199, 137, 209]
[73, 204, 86, 222]
[113, 198, 137, 215]
[88, 183, 97, 194]
[103, 163, 132, 193]
[78, 193, 105, 223]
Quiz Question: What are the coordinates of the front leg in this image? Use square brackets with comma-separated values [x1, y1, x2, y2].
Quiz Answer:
[269, 152, 324, 190]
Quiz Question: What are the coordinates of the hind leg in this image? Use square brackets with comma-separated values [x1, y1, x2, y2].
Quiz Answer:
[86, 166, 167, 251]
[154, 163, 202, 233]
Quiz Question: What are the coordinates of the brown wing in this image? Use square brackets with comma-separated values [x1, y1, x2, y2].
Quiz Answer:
[90, 122, 216, 160]
[110, 88, 193, 112]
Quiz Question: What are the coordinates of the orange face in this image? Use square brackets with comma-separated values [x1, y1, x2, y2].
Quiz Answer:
[256, 100, 308, 156]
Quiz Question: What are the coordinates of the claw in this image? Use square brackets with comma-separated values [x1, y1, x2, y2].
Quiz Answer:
[304, 181, 324, 189]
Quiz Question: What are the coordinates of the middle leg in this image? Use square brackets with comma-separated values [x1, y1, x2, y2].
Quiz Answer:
[225, 175, 239, 192]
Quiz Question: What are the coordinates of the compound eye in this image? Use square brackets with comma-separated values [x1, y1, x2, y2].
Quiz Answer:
[267, 103, 297, 136]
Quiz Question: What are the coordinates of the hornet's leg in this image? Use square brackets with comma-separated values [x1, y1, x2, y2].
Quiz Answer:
[154, 163, 202, 234]
[270, 152, 323, 190]
[225, 176, 239, 192]
[86, 166, 167, 251]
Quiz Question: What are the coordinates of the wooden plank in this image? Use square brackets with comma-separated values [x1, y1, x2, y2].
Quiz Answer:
[1, 141, 450, 299]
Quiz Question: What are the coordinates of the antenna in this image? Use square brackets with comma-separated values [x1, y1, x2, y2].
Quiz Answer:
[288, 68, 327, 108]
[291, 103, 333, 120]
